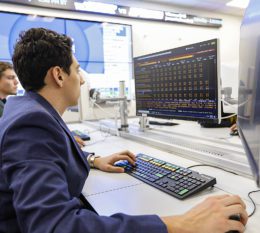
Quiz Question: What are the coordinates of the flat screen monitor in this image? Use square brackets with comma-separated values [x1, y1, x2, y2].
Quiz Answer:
[0, 11, 133, 98]
[237, 0, 260, 187]
[134, 39, 221, 123]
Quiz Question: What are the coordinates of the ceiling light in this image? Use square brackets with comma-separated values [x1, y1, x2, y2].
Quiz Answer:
[226, 0, 250, 9]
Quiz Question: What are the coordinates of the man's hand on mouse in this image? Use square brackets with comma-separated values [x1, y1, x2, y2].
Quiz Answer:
[161, 194, 248, 233]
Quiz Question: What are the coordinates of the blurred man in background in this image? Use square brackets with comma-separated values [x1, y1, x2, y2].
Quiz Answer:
[0, 61, 18, 117]
[0, 61, 86, 147]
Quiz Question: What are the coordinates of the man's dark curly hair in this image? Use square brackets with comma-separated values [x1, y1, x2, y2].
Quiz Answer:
[12, 28, 73, 91]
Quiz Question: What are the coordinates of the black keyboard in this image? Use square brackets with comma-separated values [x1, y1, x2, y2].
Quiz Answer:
[116, 153, 216, 200]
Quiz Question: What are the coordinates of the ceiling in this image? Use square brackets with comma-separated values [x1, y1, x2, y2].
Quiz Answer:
[91, 0, 247, 17]
[136, 0, 246, 16]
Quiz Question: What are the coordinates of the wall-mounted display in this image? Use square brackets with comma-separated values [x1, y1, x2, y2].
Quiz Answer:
[0, 11, 133, 98]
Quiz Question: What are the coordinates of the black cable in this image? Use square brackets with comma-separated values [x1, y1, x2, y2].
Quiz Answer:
[248, 190, 260, 217]
[187, 164, 239, 175]
[186, 164, 260, 218]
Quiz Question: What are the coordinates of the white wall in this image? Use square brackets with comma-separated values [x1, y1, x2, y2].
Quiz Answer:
[0, 2, 243, 121]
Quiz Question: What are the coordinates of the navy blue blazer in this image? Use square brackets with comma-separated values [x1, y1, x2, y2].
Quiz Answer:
[0, 92, 167, 233]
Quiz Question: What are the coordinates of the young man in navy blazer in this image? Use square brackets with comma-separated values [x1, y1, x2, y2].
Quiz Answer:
[0, 28, 248, 233]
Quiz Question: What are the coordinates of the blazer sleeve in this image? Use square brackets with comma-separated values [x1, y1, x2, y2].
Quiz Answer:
[1, 111, 167, 233]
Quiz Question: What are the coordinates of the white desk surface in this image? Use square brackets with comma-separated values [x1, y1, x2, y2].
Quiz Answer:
[68, 121, 260, 233]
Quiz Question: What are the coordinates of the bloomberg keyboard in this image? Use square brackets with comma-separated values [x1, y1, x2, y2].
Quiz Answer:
[116, 153, 216, 200]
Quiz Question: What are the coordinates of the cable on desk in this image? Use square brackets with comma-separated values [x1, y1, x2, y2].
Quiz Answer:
[186, 164, 239, 176]
[248, 189, 260, 217]
[214, 186, 259, 218]
[187, 164, 260, 218]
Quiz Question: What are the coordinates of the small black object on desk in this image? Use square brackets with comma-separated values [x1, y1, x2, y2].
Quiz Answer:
[230, 129, 239, 136]
[226, 215, 241, 233]
[149, 121, 178, 126]
[71, 130, 91, 141]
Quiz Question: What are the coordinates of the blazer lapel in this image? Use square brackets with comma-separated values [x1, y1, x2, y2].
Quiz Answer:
[26, 92, 90, 171]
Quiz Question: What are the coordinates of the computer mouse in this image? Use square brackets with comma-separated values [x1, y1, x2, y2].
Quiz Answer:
[230, 129, 239, 136]
[226, 215, 241, 233]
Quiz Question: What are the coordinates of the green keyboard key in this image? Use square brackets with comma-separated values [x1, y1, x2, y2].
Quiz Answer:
[178, 189, 189, 195]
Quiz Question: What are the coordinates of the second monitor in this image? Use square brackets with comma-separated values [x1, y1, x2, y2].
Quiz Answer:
[134, 39, 221, 123]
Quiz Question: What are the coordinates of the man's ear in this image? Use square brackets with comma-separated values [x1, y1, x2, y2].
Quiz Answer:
[51, 66, 64, 87]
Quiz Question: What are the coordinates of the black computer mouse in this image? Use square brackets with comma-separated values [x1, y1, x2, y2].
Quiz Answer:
[230, 129, 239, 136]
[226, 215, 241, 233]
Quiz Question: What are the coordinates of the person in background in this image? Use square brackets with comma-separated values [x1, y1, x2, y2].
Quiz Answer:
[0, 61, 18, 117]
[0, 28, 248, 233]
[0, 61, 85, 147]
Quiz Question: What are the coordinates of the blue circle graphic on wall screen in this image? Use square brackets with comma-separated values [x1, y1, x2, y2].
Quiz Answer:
[3, 12, 104, 74]
[65, 20, 104, 73]
[9, 15, 65, 57]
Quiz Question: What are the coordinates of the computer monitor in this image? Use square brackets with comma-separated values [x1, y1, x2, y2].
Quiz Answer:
[237, 0, 260, 187]
[134, 39, 221, 123]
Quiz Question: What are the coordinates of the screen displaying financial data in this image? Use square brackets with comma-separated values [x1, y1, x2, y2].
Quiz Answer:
[0, 11, 133, 98]
[134, 39, 221, 122]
